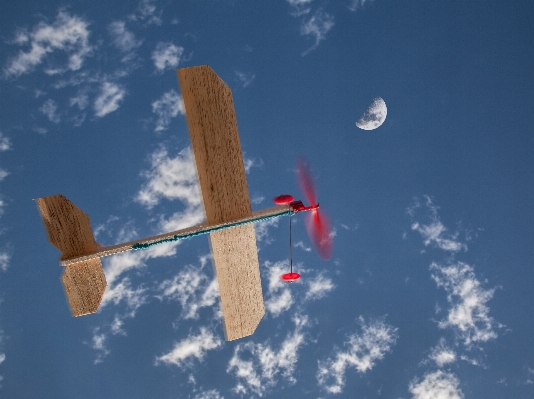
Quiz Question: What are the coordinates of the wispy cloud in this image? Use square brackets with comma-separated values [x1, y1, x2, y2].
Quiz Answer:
[228, 316, 308, 396]
[152, 42, 184, 73]
[427, 338, 457, 367]
[136, 146, 202, 214]
[156, 255, 220, 320]
[193, 390, 223, 399]
[234, 70, 256, 88]
[156, 327, 222, 368]
[294, 240, 312, 252]
[108, 21, 142, 53]
[348, 0, 374, 12]
[264, 261, 294, 317]
[40, 99, 60, 123]
[90, 328, 111, 364]
[69, 91, 88, 110]
[431, 261, 501, 348]
[0, 252, 10, 272]
[409, 196, 467, 253]
[304, 273, 335, 301]
[317, 316, 398, 394]
[0, 347, 4, 384]
[130, 0, 162, 25]
[94, 82, 126, 117]
[151, 89, 185, 132]
[255, 218, 279, 245]
[3, 11, 93, 78]
[0, 133, 12, 152]
[286, 0, 313, 5]
[243, 156, 263, 174]
[300, 9, 335, 55]
[286, 0, 313, 17]
[409, 370, 464, 399]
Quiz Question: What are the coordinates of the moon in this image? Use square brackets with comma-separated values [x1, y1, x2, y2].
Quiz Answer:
[356, 97, 387, 130]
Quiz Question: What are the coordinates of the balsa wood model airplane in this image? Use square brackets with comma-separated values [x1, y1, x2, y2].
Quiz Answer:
[37, 65, 332, 341]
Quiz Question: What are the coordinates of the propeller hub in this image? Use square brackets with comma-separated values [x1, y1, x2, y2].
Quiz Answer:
[289, 200, 319, 213]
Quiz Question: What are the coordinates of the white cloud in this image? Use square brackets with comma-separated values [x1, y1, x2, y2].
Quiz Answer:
[264, 261, 294, 317]
[304, 273, 335, 301]
[348, 0, 374, 12]
[287, 0, 313, 5]
[194, 390, 223, 399]
[235, 70, 256, 88]
[40, 99, 60, 123]
[409, 196, 467, 253]
[33, 126, 48, 135]
[151, 90, 185, 132]
[90, 329, 111, 364]
[0, 133, 12, 152]
[428, 338, 457, 367]
[69, 92, 88, 110]
[100, 276, 148, 312]
[255, 218, 279, 245]
[0, 252, 11, 272]
[152, 42, 184, 73]
[251, 195, 265, 205]
[300, 9, 335, 55]
[130, 0, 162, 25]
[94, 239, 183, 363]
[294, 241, 312, 252]
[431, 261, 500, 348]
[243, 156, 263, 174]
[3, 11, 93, 78]
[228, 316, 308, 396]
[94, 82, 126, 117]
[136, 146, 202, 213]
[108, 21, 142, 52]
[102, 241, 179, 292]
[0, 169, 9, 182]
[409, 370, 464, 399]
[156, 328, 222, 367]
[157, 256, 220, 320]
[317, 316, 398, 394]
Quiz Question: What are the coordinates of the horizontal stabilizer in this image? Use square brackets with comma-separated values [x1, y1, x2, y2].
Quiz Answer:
[62, 258, 107, 317]
[36, 194, 98, 260]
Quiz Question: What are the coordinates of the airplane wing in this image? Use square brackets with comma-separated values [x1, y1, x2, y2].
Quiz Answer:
[178, 65, 264, 341]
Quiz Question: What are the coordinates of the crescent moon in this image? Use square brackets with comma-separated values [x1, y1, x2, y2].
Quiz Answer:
[356, 97, 387, 130]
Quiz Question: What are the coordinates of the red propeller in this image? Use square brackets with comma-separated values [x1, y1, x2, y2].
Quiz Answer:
[296, 157, 333, 261]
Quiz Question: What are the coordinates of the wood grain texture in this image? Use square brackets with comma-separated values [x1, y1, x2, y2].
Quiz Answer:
[210, 224, 264, 341]
[178, 65, 264, 340]
[36, 194, 98, 260]
[61, 258, 107, 316]
[178, 65, 252, 224]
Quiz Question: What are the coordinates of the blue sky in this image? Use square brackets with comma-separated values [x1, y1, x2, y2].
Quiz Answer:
[1, 0, 533, 398]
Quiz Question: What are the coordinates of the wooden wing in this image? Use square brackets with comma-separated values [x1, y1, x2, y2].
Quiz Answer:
[178, 65, 264, 341]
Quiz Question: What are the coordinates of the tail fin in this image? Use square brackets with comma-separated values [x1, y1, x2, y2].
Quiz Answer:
[36, 194, 107, 316]
[36, 194, 98, 260]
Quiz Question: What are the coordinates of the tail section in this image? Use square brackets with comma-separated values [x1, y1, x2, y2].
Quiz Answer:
[36, 194, 98, 260]
[36, 194, 107, 316]
[61, 258, 107, 316]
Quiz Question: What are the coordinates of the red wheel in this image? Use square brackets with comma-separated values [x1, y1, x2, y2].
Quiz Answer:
[280, 272, 300, 282]
[274, 194, 294, 205]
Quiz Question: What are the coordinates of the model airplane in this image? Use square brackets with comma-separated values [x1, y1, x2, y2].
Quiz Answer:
[36, 65, 332, 341]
